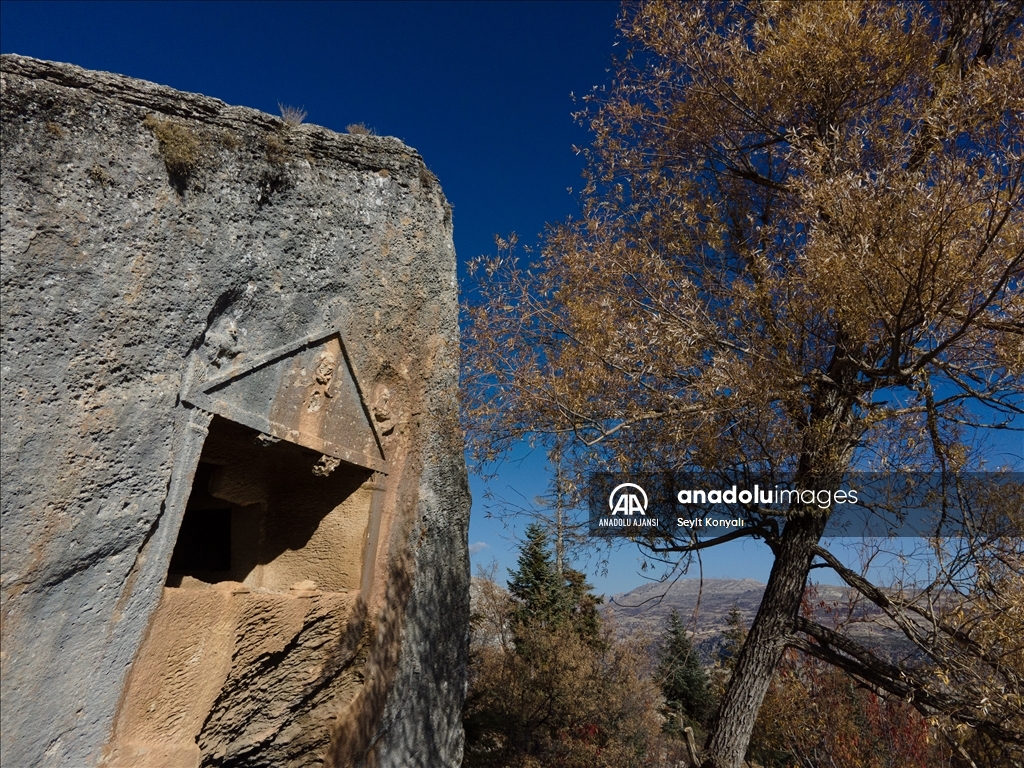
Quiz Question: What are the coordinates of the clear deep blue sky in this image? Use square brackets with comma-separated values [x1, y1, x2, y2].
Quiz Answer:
[15, 1, 997, 597]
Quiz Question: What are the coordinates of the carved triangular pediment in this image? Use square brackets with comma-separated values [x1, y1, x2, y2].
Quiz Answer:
[183, 330, 386, 472]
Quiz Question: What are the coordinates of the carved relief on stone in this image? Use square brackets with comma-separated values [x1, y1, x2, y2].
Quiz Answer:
[103, 329, 389, 768]
[183, 328, 387, 473]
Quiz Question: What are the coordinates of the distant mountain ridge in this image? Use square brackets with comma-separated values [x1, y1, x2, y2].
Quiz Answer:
[603, 578, 766, 662]
[469, 576, 915, 664]
[603, 578, 913, 663]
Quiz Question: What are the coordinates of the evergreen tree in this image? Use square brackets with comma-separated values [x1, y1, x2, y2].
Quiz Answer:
[464, 568, 663, 768]
[719, 605, 747, 671]
[507, 523, 564, 629]
[657, 610, 713, 729]
[507, 523, 603, 644]
[563, 566, 602, 644]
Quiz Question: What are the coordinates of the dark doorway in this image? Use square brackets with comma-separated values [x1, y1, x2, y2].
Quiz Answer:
[168, 462, 231, 577]
[165, 416, 374, 590]
[168, 462, 232, 574]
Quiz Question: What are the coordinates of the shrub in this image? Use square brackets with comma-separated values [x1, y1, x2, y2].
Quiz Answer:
[143, 114, 202, 185]
[750, 650, 949, 768]
[278, 103, 307, 127]
[346, 122, 373, 136]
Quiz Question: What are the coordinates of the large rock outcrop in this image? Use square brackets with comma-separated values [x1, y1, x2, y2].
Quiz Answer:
[0, 54, 469, 768]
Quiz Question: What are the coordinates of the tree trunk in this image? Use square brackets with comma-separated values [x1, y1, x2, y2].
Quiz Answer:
[550, 438, 566, 576]
[684, 726, 702, 766]
[700, 367, 857, 767]
[699, 511, 829, 768]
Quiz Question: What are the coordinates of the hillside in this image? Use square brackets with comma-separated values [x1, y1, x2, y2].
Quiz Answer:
[604, 578, 915, 663]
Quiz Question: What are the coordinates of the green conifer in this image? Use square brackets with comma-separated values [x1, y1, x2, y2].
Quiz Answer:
[507, 523, 603, 645]
[657, 609, 713, 729]
[507, 523, 564, 628]
[719, 605, 747, 671]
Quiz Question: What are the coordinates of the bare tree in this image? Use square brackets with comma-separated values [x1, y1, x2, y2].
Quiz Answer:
[463, 2, 1023, 766]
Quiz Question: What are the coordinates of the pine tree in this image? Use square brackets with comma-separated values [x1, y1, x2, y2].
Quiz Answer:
[658, 610, 714, 730]
[464, 567, 663, 768]
[719, 606, 747, 672]
[563, 566, 602, 644]
[507, 523, 603, 645]
[507, 523, 564, 630]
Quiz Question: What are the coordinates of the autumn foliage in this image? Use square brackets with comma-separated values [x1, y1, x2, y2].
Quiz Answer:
[463, 2, 1022, 765]
[463, 529, 664, 767]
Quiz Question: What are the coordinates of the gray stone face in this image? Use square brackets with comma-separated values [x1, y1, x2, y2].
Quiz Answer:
[1, 54, 469, 768]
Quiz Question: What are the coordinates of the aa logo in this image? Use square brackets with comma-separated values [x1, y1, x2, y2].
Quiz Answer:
[608, 483, 648, 516]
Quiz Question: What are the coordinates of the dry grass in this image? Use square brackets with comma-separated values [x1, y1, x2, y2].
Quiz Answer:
[265, 132, 289, 166]
[220, 129, 242, 150]
[87, 164, 113, 186]
[143, 114, 202, 180]
[346, 123, 374, 136]
[257, 131, 294, 203]
[278, 103, 307, 128]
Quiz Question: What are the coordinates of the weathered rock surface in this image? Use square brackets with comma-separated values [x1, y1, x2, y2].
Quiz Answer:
[1, 54, 469, 768]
